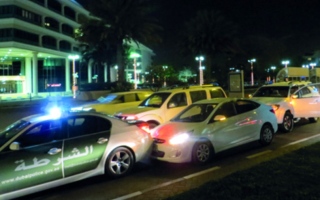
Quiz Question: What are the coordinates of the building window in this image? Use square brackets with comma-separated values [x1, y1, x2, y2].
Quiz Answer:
[47, 0, 61, 14]
[62, 24, 74, 36]
[44, 17, 59, 32]
[42, 36, 57, 49]
[64, 6, 76, 21]
[60, 40, 71, 52]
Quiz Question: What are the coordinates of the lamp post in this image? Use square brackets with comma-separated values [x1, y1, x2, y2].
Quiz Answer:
[310, 63, 316, 69]
[195, 56, 204, 85]
[248, 58, 256, 86]
[68, 55, 79, 99]
[129, 52, 141, 89]
[162, 65, 168, 87]
[282, 60, 289, 68]
[271, 66, 276, 83]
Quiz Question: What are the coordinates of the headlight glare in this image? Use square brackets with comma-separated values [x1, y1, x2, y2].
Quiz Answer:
[169, 133, 189, 145]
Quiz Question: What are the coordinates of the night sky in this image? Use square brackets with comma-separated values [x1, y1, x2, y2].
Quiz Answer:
[76, 0, 320, 67]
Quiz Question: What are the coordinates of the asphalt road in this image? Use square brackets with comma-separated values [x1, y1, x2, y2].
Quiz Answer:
[2, 105, 320, 200]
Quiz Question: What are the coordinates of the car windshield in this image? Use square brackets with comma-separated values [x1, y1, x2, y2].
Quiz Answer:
[253, 86, 291, 97]
[171, 103, 218, 122]
[139, 92, 171, 108]
[97, 94, 118, 103]
[0, 120, 30, 147]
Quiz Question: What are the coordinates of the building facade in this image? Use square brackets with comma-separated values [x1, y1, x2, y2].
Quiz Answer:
[0, 0, 154, 100]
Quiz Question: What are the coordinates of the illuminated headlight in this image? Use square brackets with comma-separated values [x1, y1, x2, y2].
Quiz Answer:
[272, 104, 280, 111]
[169, 133, 190, 145]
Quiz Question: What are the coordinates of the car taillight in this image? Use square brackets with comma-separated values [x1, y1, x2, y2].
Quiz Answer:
[154, 138, 166, 143]
[136, 121, 150, 134]
[270, 109, 275, 114]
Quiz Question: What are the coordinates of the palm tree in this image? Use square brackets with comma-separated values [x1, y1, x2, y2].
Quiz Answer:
[76, 0, 162, 82]
[178, 10, 240, 83]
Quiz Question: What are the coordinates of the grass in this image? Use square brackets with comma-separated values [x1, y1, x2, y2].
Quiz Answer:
[167, 142, 320, 200]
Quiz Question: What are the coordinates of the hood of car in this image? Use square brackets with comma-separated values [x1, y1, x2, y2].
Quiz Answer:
[115, 106, 157, 115]
[152, 122, 200, 139]
[251, 97, 288, 105]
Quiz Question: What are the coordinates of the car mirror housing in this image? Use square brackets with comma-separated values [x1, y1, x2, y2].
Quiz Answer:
[214, 115, 226, 121]
[10, 142, 21, 151]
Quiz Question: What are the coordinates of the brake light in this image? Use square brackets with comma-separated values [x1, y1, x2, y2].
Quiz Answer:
[136, 121, 150, 134]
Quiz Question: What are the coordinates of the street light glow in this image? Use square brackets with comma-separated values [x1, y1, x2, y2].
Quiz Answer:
[130, 52, 141, 89]
[195, 56, 204, 85]
[282, 60, 290, 68]
[248, 58, 256, 86]
[68, 54, 80, 99]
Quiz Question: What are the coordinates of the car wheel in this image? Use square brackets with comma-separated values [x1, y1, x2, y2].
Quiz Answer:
[279, 112, 293, 133]
[192, 140, 214, 165]
[259, 124, 274, 146]
[105, 147, 134, 178]
[309, 117, 318, 123]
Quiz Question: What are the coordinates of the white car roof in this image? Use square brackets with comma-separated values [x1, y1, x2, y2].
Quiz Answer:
[262, 81, 311, 87]
[193, 97, 245, 104]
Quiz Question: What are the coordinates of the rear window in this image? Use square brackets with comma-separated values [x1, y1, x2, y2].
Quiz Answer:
[210, 89, 226, 98]
[190, 90, 207, 103]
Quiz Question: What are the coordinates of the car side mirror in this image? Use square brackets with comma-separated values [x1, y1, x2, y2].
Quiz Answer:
[168, 102, 177, 108]
[213, 115, 226, 122]
[248, 94, 253, 98]
[291, 94, 298, 99]
[10, 142, 21, 151]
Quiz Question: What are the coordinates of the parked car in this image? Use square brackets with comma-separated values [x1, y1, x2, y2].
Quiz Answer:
[114, 85, 227, 128]
[70, 91, 152, 115]
[151, 98, 277, 164]
[249, 81, 320, 132]
[0, 110, 152, 199]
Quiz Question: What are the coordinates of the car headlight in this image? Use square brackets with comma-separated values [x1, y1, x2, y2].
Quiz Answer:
[169, 133, 190, 145]
[272, 104, 280, 111]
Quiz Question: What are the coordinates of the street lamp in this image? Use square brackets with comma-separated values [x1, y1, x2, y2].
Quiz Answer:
[310, 63, 316, 69]
[271, 66, 276, 83]
[162, 65, 168, 87]
[248, 58, 256, 86]
[68, 55, 79, 99]
[282, 60, 290, 68]
[195, 56, 204, 85]
[129, 52, 141, 89]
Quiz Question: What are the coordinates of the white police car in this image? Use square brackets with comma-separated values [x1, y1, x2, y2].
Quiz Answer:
[0, 108, 152, 199]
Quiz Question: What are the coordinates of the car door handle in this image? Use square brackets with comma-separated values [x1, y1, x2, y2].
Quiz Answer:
[97, 137, 108, 144]
[48, 148, 62, 155]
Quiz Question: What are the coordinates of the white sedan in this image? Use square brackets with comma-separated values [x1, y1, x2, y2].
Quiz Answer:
[151, 98, 277, 164]
[0, 110, 152, 199]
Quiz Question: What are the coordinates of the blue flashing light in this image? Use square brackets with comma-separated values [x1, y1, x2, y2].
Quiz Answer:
[48, 107, 62, 118]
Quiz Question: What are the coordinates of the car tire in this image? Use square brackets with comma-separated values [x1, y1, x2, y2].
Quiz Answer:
[105, 147, 134, 178]
[279, 112, 293, 133]
[309, 117, 318, 123]
[259, 124, 274, 146]
[192, 140, 214, 165]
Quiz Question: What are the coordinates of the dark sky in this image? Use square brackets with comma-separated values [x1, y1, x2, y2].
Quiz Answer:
[76, 0, 320, 66]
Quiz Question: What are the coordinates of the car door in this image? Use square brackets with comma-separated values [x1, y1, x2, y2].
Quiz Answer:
[0, 120, 63, 195]
[63, 115, 111, 177]
[291, 85, 320, 118]
[207, 101, 251, 152]
[164, 92, 188, 122]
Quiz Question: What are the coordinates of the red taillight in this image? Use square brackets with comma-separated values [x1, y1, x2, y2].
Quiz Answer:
[136, 121, 150, 134]
[270, 109, 275, 114]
